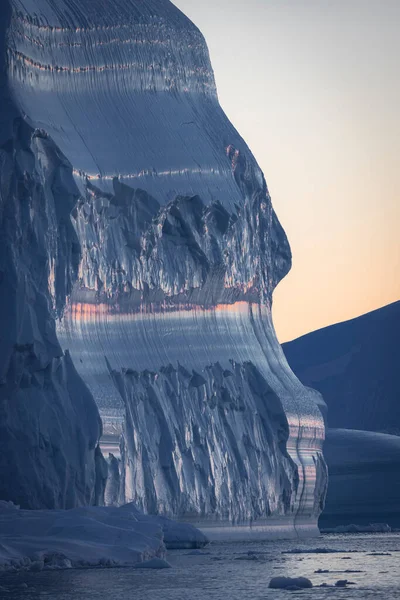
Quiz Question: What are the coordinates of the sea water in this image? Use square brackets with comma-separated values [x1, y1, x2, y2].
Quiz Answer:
[1, 533, 399, 599]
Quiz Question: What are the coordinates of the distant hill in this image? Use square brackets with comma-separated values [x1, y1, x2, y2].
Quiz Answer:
[283, 301, 400, 434]
[321, 428, 400, 528]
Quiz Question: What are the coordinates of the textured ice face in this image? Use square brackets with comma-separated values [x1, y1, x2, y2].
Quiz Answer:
[4, 0, 327, 535]
[0, 118, 105, 508]
[7, 0, 291, 302]
[8, 0, 236, 205]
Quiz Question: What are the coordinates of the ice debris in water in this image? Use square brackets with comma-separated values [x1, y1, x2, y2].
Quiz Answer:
[335, 580, 356, 587]
[315, 569, 363, 573]
[269, 576, 313, 590]
[282, 548, 358, 554]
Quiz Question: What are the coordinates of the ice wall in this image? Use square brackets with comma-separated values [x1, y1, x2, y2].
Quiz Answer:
[0, 122, 106, 508]
[0, 4, 105, 509]
[4, 0, 327, 536]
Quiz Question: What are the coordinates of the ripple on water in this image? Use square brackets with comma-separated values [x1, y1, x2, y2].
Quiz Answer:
[0, 533, 399, 600]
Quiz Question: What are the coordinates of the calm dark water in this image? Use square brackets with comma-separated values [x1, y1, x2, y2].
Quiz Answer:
[0, 534, 399, 600]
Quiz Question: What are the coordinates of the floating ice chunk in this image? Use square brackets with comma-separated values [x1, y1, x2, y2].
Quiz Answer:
[269, 577, 313, 589]
[149, 514, 208, 549]
[315, 568, 363, 574]
[0, 502, 206, 571]
[315, 569, 330, 573]
[283, 548, 356, 554]
[335, 579, 355, 587]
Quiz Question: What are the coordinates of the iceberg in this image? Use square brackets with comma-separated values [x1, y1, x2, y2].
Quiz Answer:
[1, 0, 326, 537]
[0, 501, 207, 571]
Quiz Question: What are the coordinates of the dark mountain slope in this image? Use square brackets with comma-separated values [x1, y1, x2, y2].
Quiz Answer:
[283, 301, 400, 434]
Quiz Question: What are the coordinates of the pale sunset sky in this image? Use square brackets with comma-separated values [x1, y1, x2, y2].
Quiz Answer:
[174, 0, 400, 342]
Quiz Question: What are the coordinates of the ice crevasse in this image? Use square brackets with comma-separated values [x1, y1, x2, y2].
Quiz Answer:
[2, 0, 327, 538]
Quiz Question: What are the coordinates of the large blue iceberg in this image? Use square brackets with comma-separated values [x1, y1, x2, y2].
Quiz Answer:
[1, 0, 326, 538]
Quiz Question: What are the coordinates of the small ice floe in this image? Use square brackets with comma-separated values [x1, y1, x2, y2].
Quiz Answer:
[134, 558, 171, 569]
[185, 550, 211, 556]
[319, 580, 356, 589]
[315, 569, 330, 573]
[282, 548, 356, 554]
[315, 568, 363, 574]
[335, 579, 356, 587]
[344, 570, 363, 573]
[268, 576, 313, 590]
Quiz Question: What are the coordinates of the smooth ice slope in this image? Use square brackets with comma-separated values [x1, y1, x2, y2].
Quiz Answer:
[0, 501, 207, 571]
[4, 0, 327, 537]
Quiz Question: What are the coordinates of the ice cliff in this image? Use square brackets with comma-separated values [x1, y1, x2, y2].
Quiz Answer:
[0, 5, 105, 509]
[1, 0, 326, 536]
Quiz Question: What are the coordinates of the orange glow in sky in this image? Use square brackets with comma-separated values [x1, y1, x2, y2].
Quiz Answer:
[174, 0, 400, 342]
